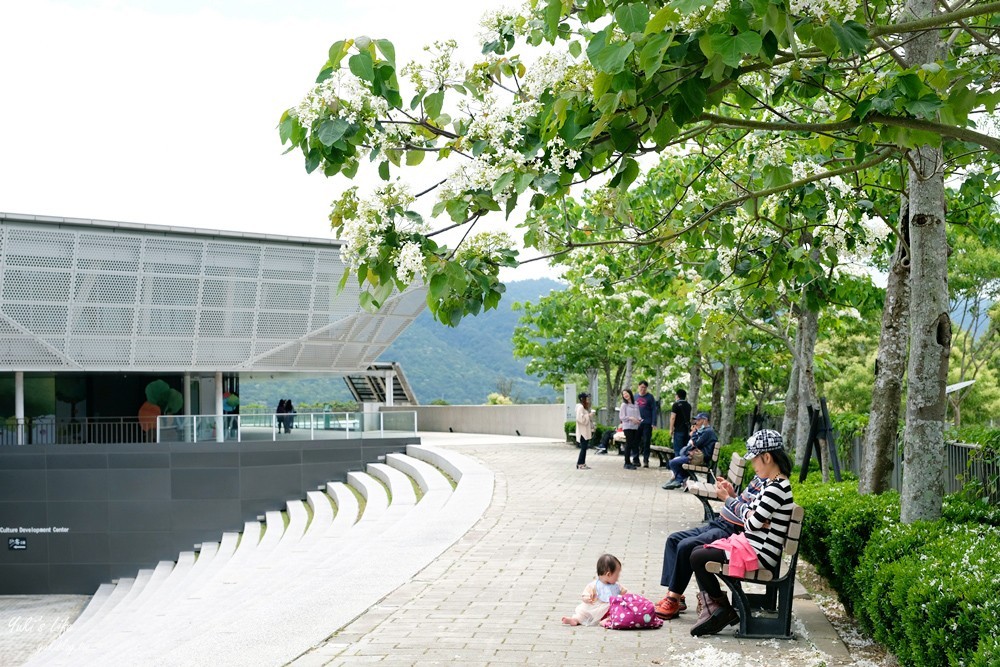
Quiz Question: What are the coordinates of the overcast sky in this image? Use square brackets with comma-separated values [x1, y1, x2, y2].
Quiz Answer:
[0, 0, 556, 280]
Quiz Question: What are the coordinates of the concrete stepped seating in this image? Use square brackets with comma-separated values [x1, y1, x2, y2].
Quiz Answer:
[25, 446, 494, 667]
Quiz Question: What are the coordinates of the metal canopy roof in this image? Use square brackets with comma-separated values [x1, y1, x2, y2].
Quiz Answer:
[0, 213, 427, 373]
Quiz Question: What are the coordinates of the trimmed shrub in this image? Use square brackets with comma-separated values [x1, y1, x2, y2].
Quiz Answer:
[799, 482, 1000, 666]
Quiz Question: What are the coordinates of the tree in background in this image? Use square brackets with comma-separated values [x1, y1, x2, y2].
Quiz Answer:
[280, 1, 1000, 520]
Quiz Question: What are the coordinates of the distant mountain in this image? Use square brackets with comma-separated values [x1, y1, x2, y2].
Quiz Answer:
[380, 278, 564, 404]
[239, 278, 564, 408]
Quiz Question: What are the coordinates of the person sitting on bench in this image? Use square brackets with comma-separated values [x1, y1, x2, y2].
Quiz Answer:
[653, 473, 764, 619]
[688, 429, 794, 636]
[662, 412, 716, 490]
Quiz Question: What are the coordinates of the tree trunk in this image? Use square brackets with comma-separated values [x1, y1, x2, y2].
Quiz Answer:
[795, 308, 819, 468]
[710, 368, 723, 428]
[860, 210, 910, 494]
[688, 356, 703, 412]
[782, 355, 800, 451]
[900, 0, 950, 524]
[720, 360, 739, 445]
[624, 358, 634, 396]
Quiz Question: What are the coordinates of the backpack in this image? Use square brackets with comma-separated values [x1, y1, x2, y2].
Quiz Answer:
[600, 593, 663, 630]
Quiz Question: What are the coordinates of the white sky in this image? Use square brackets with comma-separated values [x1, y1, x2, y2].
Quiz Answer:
[0, 0, 557, 281]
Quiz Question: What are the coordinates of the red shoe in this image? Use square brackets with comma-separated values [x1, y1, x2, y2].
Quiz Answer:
[654, 595, 684, 619]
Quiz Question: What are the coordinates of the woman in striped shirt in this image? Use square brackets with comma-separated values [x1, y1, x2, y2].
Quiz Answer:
[688, 429, 794, 637]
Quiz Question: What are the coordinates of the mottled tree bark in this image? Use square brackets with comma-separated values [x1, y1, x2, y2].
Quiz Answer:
[710, 367, 723, 428]
[795, 308, 819, 469]
[900, 0, 950, 524]
[781, 355, 800, 454]
[719, 360, 739, 445]
[688, 356, 703, 412]
[859, 207, 910, 495]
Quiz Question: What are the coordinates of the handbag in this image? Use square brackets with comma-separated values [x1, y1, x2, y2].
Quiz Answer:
[689, 448, 705, 466]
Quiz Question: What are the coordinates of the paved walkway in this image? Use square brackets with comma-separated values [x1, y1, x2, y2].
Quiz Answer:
[1, 433, 855, 666]
[293, 433, 852, 666]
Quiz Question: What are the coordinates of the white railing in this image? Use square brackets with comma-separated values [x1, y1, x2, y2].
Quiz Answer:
[155, 411, 417, 443]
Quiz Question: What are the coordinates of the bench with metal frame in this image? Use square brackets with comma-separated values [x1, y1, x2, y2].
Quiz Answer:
[685, 452, 747, 522]
[705, 503, 805, 639]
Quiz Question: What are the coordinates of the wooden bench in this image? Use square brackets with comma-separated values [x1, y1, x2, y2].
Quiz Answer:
[705, 503, 805, 639]
[681, 443, 721, 482]
[648, 443, 674, 467]
[685, 452, 747, 522]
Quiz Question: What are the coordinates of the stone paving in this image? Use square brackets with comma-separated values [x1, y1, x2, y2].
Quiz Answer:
[293, 433, 853, 666]
[0, 433, 856, 666]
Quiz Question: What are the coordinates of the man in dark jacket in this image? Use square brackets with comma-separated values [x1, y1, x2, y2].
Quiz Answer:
[634, 381, 658, 468]
[662, 412, 717, 489]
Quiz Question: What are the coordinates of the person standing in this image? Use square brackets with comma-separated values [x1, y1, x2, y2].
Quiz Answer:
[634, 381, 658, 468]
[575, 392, 595, 470]
[669, 389, 692, 453]
[619, 389, 642, 470]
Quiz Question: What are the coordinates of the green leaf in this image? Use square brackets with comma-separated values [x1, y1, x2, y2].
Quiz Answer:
[593, 71, 613, 100]
[615, 3, 650, 34]
[359, 290, 377, 313]
[670, 77, 707, 126]
[405, 150, 425, 166]
[708, 31, 762, 68]
[428, 273, 448, 302]
[349, 52, 375, 82]
[811, 26, 837, 57]
[646, 5, 679, 34]
[671, 0, 708, 12]
[830, 20, 869, 57]
[904, 94, 943, 119]
[608, 157, 640, 189]
[569, 40, 582, 58]
[279, 115, 294, 144]
[445, 198, 469, 222]
[328, 40, 348, 67]
[375, 39, 396, 66]
[640, 33, 671, 79]
[544, 0, 562, 37]
[317, 118, 350, 146]
[895, 73, 924, 99]
[587, 28, 635, 74]
[424, 90, 444, 119]
[762, 164, 793, 190]
[493, 171, 515, 195]
[378, 161, 390, 181]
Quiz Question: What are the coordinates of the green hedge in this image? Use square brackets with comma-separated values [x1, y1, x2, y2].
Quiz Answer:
[797, 482, 1000, 665]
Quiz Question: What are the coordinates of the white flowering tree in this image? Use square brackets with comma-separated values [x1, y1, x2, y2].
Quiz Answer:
[511, 254, 675, 417]
[281, 2, 1000, 520]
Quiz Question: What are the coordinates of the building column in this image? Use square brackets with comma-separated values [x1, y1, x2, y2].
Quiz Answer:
[183, 373, 192, 416]
[14, 372, 24, 446]
[215, 371, 224, 443]
[385, 371, 395, 407]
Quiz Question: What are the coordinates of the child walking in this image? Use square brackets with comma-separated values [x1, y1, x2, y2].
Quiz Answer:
[561, 554, 628, 626]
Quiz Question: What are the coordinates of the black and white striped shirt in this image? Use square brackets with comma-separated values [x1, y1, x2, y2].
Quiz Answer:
[739, 477, 793, 569]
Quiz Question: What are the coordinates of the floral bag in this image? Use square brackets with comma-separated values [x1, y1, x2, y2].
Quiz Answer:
[600, 593, 663, 630]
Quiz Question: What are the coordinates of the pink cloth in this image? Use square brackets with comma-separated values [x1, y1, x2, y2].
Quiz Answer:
[706, 533, 760, 578]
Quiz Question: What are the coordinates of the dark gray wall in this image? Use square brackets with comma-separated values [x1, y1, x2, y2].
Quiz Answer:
[0, 436, 415, 594]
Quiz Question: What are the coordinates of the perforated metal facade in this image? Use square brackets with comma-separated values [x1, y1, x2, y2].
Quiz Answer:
[0, 214, 426, 372]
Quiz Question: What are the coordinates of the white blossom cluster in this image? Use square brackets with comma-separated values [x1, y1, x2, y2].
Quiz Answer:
[787, 0, 860, 21]
[456, 231, 515, 261]
[293, 69, 389, 129]
[674, 0, 734, 31]
[401, 40, 466, 93]
[336, 181, 422, 271]
[394, 242, 425, 284]
[477, 4, 531, 47]
[520, 51, 572, 98]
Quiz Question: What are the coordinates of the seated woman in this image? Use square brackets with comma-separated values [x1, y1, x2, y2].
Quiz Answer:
[653, 474, 764, 619]
[687, 429, 793, 636]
